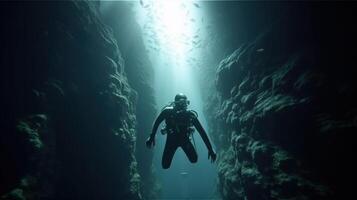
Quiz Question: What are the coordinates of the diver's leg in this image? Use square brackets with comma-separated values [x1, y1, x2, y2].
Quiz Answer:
[181, 140, 198, 163]
[162, 136, 178, 169]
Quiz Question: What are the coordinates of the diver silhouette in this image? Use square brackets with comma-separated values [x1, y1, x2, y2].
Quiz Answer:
[146, 93, 217, 169]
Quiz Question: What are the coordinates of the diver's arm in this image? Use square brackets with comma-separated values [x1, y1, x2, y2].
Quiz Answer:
[150, 110, 166, 138]
[193, 117, 214, 152]
[146, 109, 166, 148]
[193, 117, 216, 162]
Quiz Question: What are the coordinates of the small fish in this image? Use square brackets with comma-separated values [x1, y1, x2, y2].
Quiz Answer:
[193, 2, 200, 8]
[256, 48, 265, 52]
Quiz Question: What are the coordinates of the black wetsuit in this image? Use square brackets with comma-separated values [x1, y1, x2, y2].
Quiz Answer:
[150, 107, 214, 169]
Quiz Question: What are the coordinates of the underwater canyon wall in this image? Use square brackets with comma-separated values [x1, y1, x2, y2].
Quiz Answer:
[206, 4, 357, 200]
[1, 1, 141, 199]
[100, 2, 157, 199]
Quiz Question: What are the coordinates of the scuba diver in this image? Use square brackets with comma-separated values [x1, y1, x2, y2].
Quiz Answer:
[146, 93, 217, 169]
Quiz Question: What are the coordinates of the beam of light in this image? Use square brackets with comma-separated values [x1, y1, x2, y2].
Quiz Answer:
[136, 0, 203, 100]
[136, 0, 197, 68]
[134, 1, 217, 199]
[153, 0, 191, 62]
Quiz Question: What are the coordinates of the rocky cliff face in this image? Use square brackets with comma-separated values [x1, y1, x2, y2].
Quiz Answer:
[206, 5, 357, 200]
[100, 2, 157, 199]
[1, 1, 141, 199]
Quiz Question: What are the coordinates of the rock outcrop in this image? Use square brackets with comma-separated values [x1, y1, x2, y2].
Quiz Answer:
[206, 5, 357, 200]
[1, 1, 141, 199]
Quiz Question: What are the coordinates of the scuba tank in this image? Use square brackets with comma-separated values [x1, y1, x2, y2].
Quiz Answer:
[161, 101, 175, 111]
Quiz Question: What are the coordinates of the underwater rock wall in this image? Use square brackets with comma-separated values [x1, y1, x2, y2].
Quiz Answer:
[1, 1, 141, 199]
[206, 5, 357, 200]
[100, 2, 157, 199]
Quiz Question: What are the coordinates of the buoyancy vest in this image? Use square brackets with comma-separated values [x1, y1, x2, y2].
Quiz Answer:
[160, 107, 198, 138]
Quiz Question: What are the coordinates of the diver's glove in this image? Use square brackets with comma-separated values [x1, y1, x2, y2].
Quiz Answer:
[145, 134, 155, 149]
[208, 149, 217, 163]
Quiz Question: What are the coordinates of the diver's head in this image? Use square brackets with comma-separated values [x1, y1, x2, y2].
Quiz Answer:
[174, 93, 190, 110]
